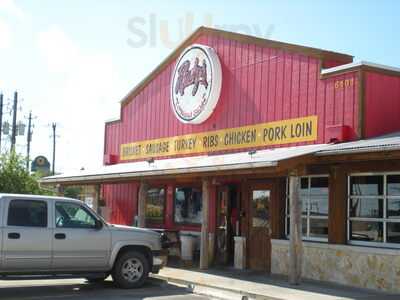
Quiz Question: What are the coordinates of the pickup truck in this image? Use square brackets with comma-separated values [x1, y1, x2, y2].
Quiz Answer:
[0, 193, 167, 288]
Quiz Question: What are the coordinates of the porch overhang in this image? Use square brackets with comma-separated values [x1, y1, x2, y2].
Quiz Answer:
[40, 144, 330, 186]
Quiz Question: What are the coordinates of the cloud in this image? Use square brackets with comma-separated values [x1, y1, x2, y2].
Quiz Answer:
[0, 0, 25, 19]
[35, 26, 123, 172]
[37, 27, 79, 73]
[0, 18, 11, 49]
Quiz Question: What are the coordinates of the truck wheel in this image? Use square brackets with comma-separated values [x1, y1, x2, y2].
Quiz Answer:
[112, 251, 149, 289]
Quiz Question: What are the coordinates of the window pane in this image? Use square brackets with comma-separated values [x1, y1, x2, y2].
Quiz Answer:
[302, 218, 307, 235]
[388, 199, 400, 219]
[286, 217, 290, 235]
[349, 198, 383, 218]
[387, 175, 400, 196]
[286, 197, 290, 215]
[300, 178, 308, 195]
[350, 221, 383, 242]
[387, 222, 400, 243]
[309, 196, 329, 216]
[8, 200, 47, 227]
[174, 187, 202, 224]
[309, 218, 328, 238]
[286, 218, 308, 237]
[299, 195, 307, 215]
[55, 202, 96, 228]
[350, 176, 383, 196]
[146, 188, 165, 223]
[310, 177, 328, 195]
[252, 190, 270, 227]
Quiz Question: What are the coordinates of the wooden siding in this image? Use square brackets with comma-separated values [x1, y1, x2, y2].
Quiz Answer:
[364, 71, 400, 138]
[104, 33, 360, 163]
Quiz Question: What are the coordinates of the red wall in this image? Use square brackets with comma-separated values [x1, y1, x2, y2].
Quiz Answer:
[103, 182, 215, 231]
[104, 33, 360, 163]
[102, 182, 138, 225]
[364, 71, 400, 138]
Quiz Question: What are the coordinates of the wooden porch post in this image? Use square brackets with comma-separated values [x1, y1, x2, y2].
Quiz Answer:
[200, 178, 210, 270]
[137, 181, 149, 228]
[289, 172, 303, 285]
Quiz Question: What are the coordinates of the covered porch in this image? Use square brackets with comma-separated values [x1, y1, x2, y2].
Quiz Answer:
[41, 134, 400, 292]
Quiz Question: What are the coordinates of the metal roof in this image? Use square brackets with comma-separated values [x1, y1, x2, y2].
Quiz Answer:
[321, 61, 400, 75]
[40, 144, 329, 184]
[316, 134, 400, 156]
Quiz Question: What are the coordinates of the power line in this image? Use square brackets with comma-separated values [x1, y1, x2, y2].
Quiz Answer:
[52, 122, 56, 175]
[10, 91, 18, 152]
[26, 111, 32, 171]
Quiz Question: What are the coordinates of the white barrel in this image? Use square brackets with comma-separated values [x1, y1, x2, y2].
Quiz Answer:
[234, 236, 246, 270]
[180, 234, 195, 261]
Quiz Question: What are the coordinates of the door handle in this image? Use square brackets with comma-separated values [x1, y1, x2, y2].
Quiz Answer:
[54, 233, 66, 240]
[8, 232, 20, 239]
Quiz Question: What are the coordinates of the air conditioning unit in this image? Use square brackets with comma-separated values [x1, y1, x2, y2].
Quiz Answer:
[104, 154, 119, 165]
[325, 125, 353, 143]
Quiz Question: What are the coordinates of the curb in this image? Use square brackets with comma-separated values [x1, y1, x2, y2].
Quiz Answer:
[152, 274, 282, 300]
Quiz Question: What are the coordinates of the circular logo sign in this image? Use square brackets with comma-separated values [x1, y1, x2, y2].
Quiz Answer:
[171, 44, 222, 124]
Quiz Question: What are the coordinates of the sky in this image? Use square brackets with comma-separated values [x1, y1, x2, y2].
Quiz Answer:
[0, 0, 399, 173]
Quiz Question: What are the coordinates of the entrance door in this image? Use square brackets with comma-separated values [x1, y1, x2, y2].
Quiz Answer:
[215, 185, 239, 265]
[216, 186, 231, 265]
[248, 185, 271, 271]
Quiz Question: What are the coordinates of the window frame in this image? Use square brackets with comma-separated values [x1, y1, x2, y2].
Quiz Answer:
[145, 186, 166, 225]
[55, 201, 98, 229]
[285, 175, 329, 242]
[347, 172, 400, 248]
[173, 184, 203, 226]
[7, 199, 48, 228]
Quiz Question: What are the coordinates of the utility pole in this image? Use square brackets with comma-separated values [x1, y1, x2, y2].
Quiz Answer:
[0, 93, 3, 153]
[52, 122, 56, 175]
[10, 91, 18, 152]
[26, 111, 32, 171]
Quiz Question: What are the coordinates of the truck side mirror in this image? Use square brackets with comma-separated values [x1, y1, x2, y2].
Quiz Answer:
[95, 220, 103, 230]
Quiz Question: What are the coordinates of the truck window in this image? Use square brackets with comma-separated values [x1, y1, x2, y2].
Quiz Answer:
[55, 202, 96, 228]
[7, 199, 48, 227]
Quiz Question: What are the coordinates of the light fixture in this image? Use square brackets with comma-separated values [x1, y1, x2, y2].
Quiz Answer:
[248, 150, 257, 156]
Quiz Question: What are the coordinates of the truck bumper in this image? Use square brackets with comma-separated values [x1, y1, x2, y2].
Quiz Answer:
[152, 249, 169, 274]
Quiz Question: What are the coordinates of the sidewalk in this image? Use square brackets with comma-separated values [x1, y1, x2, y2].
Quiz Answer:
[153, 267, 398, 300]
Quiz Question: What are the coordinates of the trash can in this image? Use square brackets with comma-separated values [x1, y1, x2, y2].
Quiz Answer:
[234, 236, 246, 270]
[180, 234, 196, 262]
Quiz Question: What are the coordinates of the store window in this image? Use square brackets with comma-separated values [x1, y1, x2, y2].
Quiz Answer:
[348, 174, 400, 247]
[145, 188, 165, 224]
[286, 176, 329, 241]
[174, 187, 202, 224]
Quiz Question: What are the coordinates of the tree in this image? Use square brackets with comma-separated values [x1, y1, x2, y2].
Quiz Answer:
[63, 186, 82, 199]
[0, 152, 52, 195]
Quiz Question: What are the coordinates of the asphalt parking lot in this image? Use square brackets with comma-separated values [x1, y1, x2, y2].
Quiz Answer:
[0, 277, 210, 300]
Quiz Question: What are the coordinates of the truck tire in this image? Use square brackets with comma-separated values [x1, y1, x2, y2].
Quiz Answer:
[112, 250, 150, 289]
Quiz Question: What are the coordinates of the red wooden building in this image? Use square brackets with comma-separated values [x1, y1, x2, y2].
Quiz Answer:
[43, 27, 400, 293]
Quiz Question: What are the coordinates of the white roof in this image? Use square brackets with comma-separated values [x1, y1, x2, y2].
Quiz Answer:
[41, 144, 329, 184]
[316, 134, 400, 156]
[321, 61, 400, 75]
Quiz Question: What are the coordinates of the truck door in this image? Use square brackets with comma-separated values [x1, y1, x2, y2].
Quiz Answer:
[52, 201, 111, 271]
[2, 198, 52, 271]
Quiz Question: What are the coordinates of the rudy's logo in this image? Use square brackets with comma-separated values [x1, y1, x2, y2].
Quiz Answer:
[175, 57, 208, 97]
[171, 44, 222, 124]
